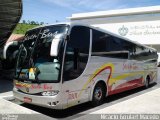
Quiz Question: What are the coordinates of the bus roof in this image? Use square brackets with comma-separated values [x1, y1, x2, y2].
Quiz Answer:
[27, 22, 156, 51]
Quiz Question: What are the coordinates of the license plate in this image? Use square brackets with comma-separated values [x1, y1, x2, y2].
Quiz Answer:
[24, 97, 32, 103]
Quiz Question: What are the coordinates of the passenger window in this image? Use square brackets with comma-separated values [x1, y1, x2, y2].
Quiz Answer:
[132, 45, 145, 60]
[92, 29, 129, 59]
[92, 30, 107, 52]
[122, 41, 135, 59]
[63, 26, 90, 81]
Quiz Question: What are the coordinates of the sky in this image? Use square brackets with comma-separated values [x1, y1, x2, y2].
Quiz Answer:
[21, 0, 160, 24]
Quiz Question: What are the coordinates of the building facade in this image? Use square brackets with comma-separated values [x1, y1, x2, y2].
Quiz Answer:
[69, 6, 160, 60]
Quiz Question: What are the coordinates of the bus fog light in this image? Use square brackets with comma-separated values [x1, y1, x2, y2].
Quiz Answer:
[42, 90, 59, 96]
[48, 102, 52, 106]
[53, 102, 56, 105]
[47, 101, 59, 106]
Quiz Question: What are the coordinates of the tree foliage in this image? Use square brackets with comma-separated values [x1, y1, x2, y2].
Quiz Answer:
[13, 20, 45, 34]
[13, 23, 38, 34]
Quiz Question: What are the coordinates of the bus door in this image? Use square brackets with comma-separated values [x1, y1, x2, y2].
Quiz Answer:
[61, 26, 91, 107]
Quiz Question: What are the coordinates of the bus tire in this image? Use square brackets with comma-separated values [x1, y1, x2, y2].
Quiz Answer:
[145, 76, 150, 88]
[91, 82, 105, 106]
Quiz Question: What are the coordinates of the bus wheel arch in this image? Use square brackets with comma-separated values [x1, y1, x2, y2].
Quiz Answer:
[91, 81, 107, 106]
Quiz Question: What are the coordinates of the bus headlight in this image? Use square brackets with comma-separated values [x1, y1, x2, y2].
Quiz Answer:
[42, 90, 59, 96]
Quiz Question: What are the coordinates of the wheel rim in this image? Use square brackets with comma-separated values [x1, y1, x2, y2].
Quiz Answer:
[94, 87, 103, 101]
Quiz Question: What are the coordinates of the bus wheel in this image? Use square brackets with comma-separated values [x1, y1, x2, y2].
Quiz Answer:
[145, 76, 150, 88]
[92, 83, 105, 106]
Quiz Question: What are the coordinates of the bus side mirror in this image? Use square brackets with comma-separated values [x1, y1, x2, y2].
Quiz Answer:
[3, 41, 19, 59]
[50, 34, 65, 57]
[50, 38, 61, 56]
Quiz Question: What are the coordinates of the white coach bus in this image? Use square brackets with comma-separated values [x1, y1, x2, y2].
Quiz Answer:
[13, 23, 158, 109]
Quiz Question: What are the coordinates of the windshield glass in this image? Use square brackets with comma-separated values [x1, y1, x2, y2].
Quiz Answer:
[15, 24, 69, 82]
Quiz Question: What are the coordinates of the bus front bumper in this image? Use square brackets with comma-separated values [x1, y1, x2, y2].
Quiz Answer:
[13, 88, 63, 109]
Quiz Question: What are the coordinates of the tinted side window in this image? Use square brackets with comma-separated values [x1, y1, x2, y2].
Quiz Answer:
[123, 41, 135, 52]
[122, 41, 135, 59]
[129, 45, 158, 61]
[92, 29, 129, 59]
[92, 30, 107, 52]
[63, 26, 90, 81]
[141, 47, 157, 60]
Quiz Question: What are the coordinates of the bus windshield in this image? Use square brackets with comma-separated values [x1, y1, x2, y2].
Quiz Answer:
[15, 24, 69, 82]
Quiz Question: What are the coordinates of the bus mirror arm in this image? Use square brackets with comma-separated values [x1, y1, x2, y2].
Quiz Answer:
[65, 35, 69, 41]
